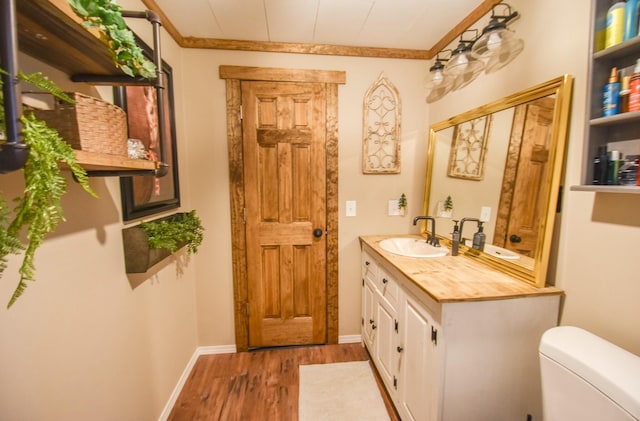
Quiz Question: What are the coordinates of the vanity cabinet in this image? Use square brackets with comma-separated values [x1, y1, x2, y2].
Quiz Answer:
[361, 242, 562, 421]
[574, 0, 640, 192]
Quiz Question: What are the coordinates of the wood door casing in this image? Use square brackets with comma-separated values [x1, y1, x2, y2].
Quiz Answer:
[495, 97, 555, 256]
[243, 81, 327, 347]
[221, 66, 345, 352]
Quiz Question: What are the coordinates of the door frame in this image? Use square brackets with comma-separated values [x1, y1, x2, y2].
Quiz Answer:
[220, 65, 346, 351]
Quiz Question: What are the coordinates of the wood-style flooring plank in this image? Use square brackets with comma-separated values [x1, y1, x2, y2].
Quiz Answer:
[167, 343, 400, 421]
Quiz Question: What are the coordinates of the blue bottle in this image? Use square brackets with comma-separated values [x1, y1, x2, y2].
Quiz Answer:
[625, 0, 639, 41]
[603, 67, 621, 117]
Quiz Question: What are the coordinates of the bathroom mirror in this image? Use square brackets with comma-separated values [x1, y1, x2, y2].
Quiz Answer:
[422, 75, 573, 288]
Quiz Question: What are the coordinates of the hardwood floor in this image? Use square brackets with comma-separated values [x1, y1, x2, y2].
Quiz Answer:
[167, 343, 400, 421]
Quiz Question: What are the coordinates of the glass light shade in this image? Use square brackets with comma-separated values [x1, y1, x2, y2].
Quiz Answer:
[471, 27, 524, 74]
[425, 61, 454, 103]
[444, 43, 485, 78]
[451, 60, 484, 91]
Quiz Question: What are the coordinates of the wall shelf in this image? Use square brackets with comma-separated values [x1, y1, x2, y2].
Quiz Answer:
[576, 0, 640, 191]
[1, 0, 165, 175]
[16, 0, 130, 78]
[570, 184, 640, 194]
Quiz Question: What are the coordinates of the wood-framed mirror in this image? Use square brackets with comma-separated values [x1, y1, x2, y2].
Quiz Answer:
[422, 75, 574, 288]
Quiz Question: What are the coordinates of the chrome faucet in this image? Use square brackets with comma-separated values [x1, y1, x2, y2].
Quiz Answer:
[412, 216, 440, 247]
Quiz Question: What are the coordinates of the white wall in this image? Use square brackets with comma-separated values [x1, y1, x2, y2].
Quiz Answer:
[179, 50, 430, 345]
[0, 5, 199, 420]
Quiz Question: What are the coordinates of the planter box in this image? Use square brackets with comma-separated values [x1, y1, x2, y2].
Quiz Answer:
[122, 212, 187, 273]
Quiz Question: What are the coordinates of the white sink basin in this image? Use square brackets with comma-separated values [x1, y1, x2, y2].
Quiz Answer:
[483, 244, 520, 260]
[379, 237, 448, 258]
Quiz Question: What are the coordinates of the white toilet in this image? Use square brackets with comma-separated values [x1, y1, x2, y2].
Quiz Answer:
[539, 326, 640, 421]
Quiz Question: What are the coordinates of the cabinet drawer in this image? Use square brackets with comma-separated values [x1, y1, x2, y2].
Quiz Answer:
[362, 251, 378, 282]
[377, 266, 400, 309]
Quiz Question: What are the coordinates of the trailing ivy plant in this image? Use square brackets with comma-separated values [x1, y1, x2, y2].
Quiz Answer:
[139, 210, 204, 255]
[67, 0, 157, 78]
[0, 69, 97, 308]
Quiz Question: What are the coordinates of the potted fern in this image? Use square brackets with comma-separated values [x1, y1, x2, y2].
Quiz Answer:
[122, 210, 204, 273]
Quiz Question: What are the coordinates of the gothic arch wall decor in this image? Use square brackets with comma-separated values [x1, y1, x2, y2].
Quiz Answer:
[362, 73, 401, 174]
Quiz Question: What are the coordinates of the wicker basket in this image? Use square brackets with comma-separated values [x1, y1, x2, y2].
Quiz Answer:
[30, 92, 128, 157]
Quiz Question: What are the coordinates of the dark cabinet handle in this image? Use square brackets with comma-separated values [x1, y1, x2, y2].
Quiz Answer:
[369, 319, 374, 324]
[371, 324, 377, 330]
[397, 346, 404, 353]
[365, 261, 370, 266]
[509, 234, 522, 243]
[382, 278, 388, 284]
[313, 228, 323, 238]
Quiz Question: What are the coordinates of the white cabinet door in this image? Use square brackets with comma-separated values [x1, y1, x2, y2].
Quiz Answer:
[362, 277, 376, 349]
[373, 295, 399, 393]
[398, 292, 441, 421]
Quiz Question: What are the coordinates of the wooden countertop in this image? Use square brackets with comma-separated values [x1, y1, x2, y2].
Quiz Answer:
[360, 235, 563, 303]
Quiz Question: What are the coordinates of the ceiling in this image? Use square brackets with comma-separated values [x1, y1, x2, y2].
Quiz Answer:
[146, 0, 495, 58]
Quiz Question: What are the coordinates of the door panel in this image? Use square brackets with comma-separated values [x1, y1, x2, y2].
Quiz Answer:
[243, 81, 327, 348]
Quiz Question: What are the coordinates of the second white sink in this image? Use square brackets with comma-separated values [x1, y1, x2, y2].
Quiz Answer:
[379, 237, 448, 258]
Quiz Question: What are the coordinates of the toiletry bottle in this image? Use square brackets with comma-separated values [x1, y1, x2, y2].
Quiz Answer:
[625, 0, 639, 41]
[603, 67, 621, 117]
[620, 75, 631, 112]
[451, 220, 460, 256]
[472, 222, 486, 251]
[628, 60, 640, 112]
[617, 155, 639, 185]
[607, 150, 621, 184]
[606, 1, 626, 49]
[593, 145, 609, 184]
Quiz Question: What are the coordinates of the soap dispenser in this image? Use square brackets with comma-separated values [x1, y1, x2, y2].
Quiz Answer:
[472, 222, 486, 251]
[451, 220, 460, 256]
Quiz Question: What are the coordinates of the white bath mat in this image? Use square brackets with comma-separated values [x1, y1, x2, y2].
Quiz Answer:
[298, 360, 390, 421]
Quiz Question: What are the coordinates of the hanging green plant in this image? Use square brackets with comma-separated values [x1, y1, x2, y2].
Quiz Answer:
[67, 0, 157, 78]
[139, 210, 204, 255]
[0, 69, 97, 308]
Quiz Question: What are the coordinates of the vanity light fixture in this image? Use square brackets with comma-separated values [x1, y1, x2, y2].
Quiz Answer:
[470, 2, 523, 74]
[425, 50, 454, 103]
[425, 2, 523, 102]
[443, 30, 485, 91]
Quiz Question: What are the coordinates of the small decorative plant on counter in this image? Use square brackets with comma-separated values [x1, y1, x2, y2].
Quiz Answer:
[139, 210, 204, 255]
[0, 69, 97, 308]
[398, 193, 407, 210]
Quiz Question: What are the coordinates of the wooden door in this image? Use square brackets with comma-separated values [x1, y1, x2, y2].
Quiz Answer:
[497, 97, 555, 256]
[242, 81, 327, 347]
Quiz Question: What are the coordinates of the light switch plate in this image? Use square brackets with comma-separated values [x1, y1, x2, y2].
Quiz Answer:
[388, 200, 403, 216]
[346, 200, 356, 217]
[480, 206, 491, 222]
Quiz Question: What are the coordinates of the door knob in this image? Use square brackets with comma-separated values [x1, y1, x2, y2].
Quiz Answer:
[313, 228, 323, 238]
[509, 234, 522, 243]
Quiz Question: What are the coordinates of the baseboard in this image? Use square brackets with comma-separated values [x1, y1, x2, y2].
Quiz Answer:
[338, 334, 362, 344]
[158, 344, 237, 421]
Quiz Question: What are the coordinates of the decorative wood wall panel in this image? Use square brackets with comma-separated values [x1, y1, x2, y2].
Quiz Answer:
[362, 73, 401, 174]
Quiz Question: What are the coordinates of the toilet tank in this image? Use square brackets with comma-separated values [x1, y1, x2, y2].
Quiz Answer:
[539, 326, 640, 421]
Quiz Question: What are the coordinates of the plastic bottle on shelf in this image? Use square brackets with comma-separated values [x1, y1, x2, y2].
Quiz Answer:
[620, 75, 631, 112]
[628, 60, 640, 112]
[606, 1, 626, 49]
[603, 67, 621, 117]
[625, 0, 640, 41]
